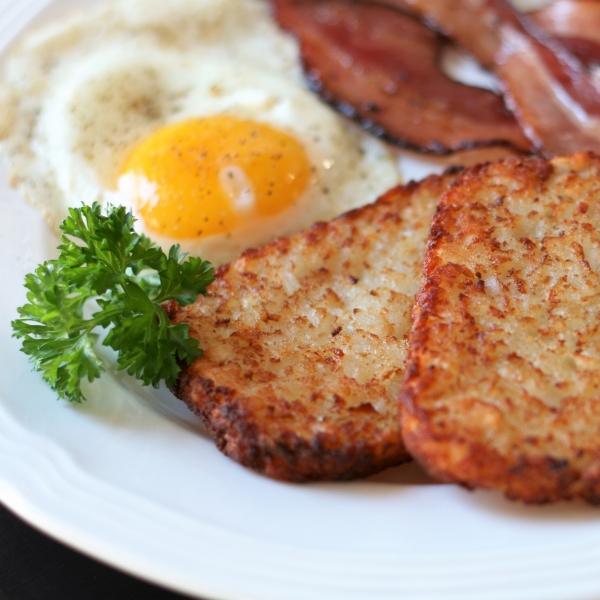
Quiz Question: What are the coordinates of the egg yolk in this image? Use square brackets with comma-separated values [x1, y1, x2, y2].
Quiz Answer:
[117, 116, 311, 239]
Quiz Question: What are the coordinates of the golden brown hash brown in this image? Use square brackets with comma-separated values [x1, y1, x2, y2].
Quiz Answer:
[401, 152, 600, 504]
[169, 172, 458, 481]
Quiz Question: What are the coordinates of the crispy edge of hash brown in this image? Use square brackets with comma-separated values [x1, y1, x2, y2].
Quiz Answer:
[169, 171, 459, 481]
[401, 152, 600, 504]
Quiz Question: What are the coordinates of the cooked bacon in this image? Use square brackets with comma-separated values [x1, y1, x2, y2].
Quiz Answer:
[273, 0, 531, 154]
[274, 0, 600, 156]
[482, 0, 600, 156]
[531, 0, 600, 65]
[375, 0, 600, 156]
[497, 27, 600, 156]
[370, 0, 519, 68]
[373, 0, 600, 67]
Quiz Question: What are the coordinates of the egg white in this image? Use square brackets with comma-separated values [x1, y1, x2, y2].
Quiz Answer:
[0, 0, 402, 264]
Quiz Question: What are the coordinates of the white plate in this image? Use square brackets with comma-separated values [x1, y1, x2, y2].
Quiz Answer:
[2, 2, 600, 599]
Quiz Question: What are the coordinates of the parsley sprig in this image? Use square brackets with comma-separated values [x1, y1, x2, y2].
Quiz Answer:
[12, 203, 214, 403]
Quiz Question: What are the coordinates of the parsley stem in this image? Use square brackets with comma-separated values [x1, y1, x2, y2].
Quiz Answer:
[84, 308, 124, 330]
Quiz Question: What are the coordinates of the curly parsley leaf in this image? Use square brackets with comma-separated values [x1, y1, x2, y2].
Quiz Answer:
[12, 203, 214, 403]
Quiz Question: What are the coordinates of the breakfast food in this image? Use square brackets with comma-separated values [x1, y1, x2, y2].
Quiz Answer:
[273, 0, 531, 154]
[530, 0, 600, 64]
[0, 0, 401, 265]
[276, 0, 600, 158]
[169, 171, 459, 481]
[414, 0, 600, 158]
[497, 25, 600, 158]
[382, 0, 600, 69]
[365, 0, 522, 69]
[401, 152, 600, 504]
[6, 0, 600, 505]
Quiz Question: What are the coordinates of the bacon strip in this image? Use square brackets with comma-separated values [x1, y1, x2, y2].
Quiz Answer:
[273, 0, 531, 154]
[531, 0, 600, 65]
[372, 0, 600, 156]
[369, 0, 525, 68]
[497, 27, 600, 156]
[372, 0, 600, 67]
[486, 0, 600, 156]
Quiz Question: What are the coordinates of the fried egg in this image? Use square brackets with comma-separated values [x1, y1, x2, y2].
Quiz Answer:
[0, 0, 401, 264]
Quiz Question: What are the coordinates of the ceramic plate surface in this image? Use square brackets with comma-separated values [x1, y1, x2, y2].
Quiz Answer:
[1, 2, 600, 599]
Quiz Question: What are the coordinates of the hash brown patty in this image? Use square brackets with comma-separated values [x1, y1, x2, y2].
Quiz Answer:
[401, 153, 600, 503]
[170, 172, 458, 481]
